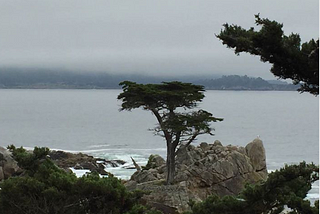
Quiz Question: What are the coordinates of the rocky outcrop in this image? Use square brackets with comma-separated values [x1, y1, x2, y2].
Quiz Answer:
[0, 147, 126, 180]
[125, 138, 268, 213]
[0, 146, 22, 180]
[143, 154, 166, 170]
[49, 150, 125, 175]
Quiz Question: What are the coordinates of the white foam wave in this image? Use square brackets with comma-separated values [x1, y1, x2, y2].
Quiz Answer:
[69, 168, 90, 177]
[52, 147, 166, 154]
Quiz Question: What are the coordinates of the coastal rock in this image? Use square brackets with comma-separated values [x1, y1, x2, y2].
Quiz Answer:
[126, 138, 268, 213]
[0, 147, 125, 180]
[0, 146, 22, 181]
[245, 138, 267, 179]
[49, 150, 123, 175]
[144, 154, 165, 170]
[135, 182, 200, 214]
[213, 140, 222, 146]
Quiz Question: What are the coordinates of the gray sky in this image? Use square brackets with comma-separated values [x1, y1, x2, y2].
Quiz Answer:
[0, 0, 318, 79]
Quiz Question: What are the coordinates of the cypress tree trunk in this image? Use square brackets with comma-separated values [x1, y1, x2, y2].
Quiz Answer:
[166, 143, 176, 185]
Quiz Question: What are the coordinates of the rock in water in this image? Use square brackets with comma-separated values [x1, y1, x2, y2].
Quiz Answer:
[126, 139, 268, 213]
[49, 150, 112, 175]
[0, 147, 125, 180]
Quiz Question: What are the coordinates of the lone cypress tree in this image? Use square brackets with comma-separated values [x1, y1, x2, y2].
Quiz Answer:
[118, 81, 223, 184]
[216, 14, 319, 95]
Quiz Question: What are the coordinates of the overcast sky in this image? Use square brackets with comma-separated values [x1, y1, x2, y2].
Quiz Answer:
[0, 0, 318, 79]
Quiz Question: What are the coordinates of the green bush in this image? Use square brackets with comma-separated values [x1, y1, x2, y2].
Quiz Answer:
[187, 162, 319, 214]
[125, 204, 163, 214]
[0, 146, 162, 214]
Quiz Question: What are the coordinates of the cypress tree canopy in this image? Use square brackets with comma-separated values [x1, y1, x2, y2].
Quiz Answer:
[118, 81, 205, 111]
[216, 14, 319, 95]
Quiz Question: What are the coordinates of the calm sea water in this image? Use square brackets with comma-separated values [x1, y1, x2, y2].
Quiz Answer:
[0, 89, 318, 198]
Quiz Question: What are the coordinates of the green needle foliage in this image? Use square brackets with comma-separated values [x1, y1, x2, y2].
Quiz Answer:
[0, 146, 158, 214]
[118, 81, 223, 184]
[186, 162, 319, 214]
[216, 14, 319, 95]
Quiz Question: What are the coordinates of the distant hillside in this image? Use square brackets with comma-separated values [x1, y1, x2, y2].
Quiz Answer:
[196, 75, 298, 91]
[266, 79, 289, 85]
[0, 68, 213, 89]
[0, 68, 121, 89]
[0, 68, 298, 91]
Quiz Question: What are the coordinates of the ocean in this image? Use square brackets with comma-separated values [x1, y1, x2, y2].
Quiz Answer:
[0, 89, 318, 199]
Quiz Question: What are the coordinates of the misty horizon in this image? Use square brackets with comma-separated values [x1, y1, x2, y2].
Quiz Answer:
[0, 66, 293, 82]
[0, 0, 318, 80]
[0, 67, 298, 92]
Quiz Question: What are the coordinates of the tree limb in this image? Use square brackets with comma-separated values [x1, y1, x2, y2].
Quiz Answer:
[185, 131, 199, 147]
[151, 109, 172, 144]
[131, 156, 141, 171]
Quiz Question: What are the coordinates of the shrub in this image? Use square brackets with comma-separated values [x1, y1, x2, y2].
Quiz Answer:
[187, 162, 319, 214]
[0, 146, 162, 214]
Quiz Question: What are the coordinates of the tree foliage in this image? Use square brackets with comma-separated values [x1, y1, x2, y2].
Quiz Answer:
[216, 14, 319, 95]
[0, 146, 160, 214]
[7, 145, 50, 175]
[118, 81, 223, 184]
[186, 162, 319, 214]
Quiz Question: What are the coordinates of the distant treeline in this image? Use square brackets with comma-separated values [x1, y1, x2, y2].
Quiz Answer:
[0, 68, 121, 89]
[0, 68, 298, 91]
[196, 75, 299, 91]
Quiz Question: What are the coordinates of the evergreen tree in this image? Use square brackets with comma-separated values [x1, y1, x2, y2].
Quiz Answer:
[216, 14, 319, 95]
[118, 81, 223, 184]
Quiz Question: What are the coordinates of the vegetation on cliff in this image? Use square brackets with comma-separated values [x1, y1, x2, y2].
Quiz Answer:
[0, 146, 160, 214]
[0, 146, 318, 214]
[186, 162, 319, 214]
